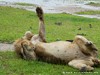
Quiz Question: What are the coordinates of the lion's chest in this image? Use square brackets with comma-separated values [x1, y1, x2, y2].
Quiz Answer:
[36, 41, 86, 63]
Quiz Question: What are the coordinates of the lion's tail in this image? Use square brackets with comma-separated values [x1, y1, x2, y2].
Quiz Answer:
[36, 7, 44, 21]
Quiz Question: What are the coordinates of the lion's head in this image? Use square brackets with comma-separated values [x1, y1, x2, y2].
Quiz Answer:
[14, 38, 36, 60]
[21, 40, 36, 60]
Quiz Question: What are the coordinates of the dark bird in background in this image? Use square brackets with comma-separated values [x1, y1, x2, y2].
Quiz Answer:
[55, 22, 62, 26]
[89, 24, 92, 28]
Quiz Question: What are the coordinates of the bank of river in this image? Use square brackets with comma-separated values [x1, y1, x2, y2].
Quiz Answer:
[0, 1, 100, 19]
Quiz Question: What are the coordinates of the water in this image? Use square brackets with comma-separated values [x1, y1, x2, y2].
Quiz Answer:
[1, 0, 100, 7]
[0, 0, 100, 19]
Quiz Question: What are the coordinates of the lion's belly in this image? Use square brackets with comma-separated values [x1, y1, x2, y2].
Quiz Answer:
[39, 41, 86, 62]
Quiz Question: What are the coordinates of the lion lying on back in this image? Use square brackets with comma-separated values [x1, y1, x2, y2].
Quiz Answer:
[14, 34, 100, 71]
[14, 7, 100, 72]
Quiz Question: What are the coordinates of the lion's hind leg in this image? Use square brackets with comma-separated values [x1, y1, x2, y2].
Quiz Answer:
[68, 59, 94, 72]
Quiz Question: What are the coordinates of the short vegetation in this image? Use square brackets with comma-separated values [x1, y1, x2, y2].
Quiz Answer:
[86, 2, 100, 7]
[15, 2, 37, 7]
[77, 2, 100, 15]
[76, 10, 100, 15]
[0, 6, 100, 75]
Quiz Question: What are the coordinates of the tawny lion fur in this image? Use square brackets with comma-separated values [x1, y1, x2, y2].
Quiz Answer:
[14, 7, 46, 59]
[34, 35, 100, 71]
[14, 7, 100, 72]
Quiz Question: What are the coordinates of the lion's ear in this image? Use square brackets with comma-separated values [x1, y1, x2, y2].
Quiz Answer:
[85, 41, 92, 46]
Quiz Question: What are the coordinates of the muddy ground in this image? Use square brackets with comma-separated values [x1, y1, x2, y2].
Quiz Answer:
[0, 43, 14, 51]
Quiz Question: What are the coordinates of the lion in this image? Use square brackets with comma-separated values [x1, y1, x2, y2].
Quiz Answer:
[14, 7, 100, 71]
[14, 7, 46, 59]
[21, 35, 100, 71]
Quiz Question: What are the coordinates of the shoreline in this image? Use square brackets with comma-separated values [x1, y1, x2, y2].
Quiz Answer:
[0, 1, 100, 19]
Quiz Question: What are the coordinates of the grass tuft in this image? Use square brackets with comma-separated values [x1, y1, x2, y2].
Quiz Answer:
[76, 10, 100, 15]
[15, 2, 37, 7]
[86, 2, 100, 7]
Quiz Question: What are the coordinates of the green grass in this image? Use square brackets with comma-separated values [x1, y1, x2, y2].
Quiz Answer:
[0, 6, 100, 43]
[0, 6, 100, 75]
[15, 2, 37, 7]
[78, 2, 100, 15]
[0, 51, 100, 75]
[76, 10, 100, 15]
[0, 52, 75, 75]
[86, 2, 100, 7]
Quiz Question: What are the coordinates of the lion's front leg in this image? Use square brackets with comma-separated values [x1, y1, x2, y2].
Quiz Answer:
[68, 59, 94, 72]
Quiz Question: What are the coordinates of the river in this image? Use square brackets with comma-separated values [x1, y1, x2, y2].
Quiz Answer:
[1, 0, 100, 7]
[0, 0, 100, 19]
